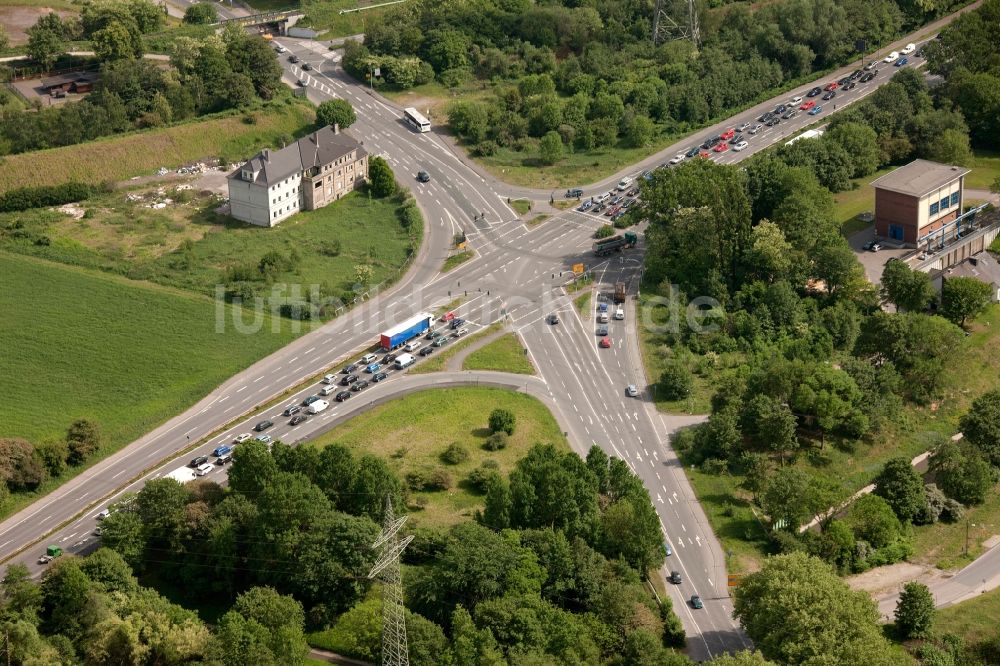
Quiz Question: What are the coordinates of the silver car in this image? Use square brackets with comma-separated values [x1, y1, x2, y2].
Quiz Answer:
[626, 385, 638, 397]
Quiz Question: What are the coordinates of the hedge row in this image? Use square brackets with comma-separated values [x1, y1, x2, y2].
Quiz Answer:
[0, 182, 97, 213]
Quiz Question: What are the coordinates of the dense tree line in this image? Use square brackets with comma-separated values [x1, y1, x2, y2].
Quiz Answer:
[91, 435, 708, 665]
[341, 0, 960, 163]
[1, 22, 281, 156]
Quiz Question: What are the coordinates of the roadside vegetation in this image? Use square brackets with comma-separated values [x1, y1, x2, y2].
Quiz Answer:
[441, 249, 473, 272]
[21, 387, 692, 665]
[408, 322, 502, 374]
[342, 0, 971, 187]
[633, 1, 1000, 587]
[462, 332, 535, 375]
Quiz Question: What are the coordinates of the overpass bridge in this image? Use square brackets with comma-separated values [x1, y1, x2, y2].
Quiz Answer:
[217, 8, 305, 33]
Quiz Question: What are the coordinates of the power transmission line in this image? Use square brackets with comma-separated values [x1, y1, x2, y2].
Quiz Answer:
[368, 497, 413, 666]
[653, 0, 700, 46]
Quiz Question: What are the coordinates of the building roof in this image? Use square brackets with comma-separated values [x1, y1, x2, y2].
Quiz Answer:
[228, 125, 366, 187]
[39, 70, 100, 90]
[871, 159, 970, 197]
[949, 251, 1000, 286]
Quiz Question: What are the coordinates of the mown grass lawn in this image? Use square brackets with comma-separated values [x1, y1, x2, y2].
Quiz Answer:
[965, 149, 1000, 191]
[934, 585, 1000, 645]
[463, 333, 535, 375]
[0, 100, 315, 190]
[308, 387, 570, 530]
[834, 167, 892, 238]
[408, 323, 502, 375]
[0, 252, 302, 518]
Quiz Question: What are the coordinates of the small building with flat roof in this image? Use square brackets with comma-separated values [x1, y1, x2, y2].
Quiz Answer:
[871, 159, 970, 247]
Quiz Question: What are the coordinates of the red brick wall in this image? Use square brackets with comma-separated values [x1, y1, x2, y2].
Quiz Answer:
[875, 188, 919, 244]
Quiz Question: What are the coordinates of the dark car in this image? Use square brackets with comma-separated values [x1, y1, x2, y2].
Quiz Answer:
[729, 134, 744, 145]
[547, 313, 560, 324]
[843, 81, 857, 91]
[351, 379, 370, 392]
[781, 109, 796, 120]
[302, 395, 321, 406]
[915, 48, 924, 58]
[691, 595, 704, 609]
[775, 104, 788, 114]
[565, 188, 584, 198]
[290, 414, 308, 426]
[282, 404, 301, 417]
[382, 352, 397, 364]
[426, 330, 442, 340]
[189, 455, 209, 468]
[372, 371, 389, 382]
[288, 54, 299, 63]
[340, 374, 358, 386]
[450, 318, 466, 329]
[669, 571, 682, 584]
[806, 86, 822, 97]
[765, 117, 780, 127]
[860, 72, 876, 82]
[822, 91, 836, 101]
[837, 77, 850, 86]
[416, 171, 430, 183]
[342, 363, 358, 374]
[335, 390, 352, 402]
[301, 62, 312, 71]
[685, 146, 701, 158]
[254, 420, 273, 432]
[419, 346, 435, 356]
[850, 69, 863, 79]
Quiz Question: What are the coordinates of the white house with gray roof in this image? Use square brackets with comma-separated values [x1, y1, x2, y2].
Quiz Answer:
[227, 125, 368, 227]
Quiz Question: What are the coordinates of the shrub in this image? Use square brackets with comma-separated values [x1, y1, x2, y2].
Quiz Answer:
[316, 98, 357, 129]
[483, 432, 508, 451]
[594, 224, 615, 239]
[488, 408, 515, 435]
[658, 361, 693, 401]
[441, 442, 468, 465]
[0, 182, 95, 212]
[66, 419, 101, 466]
[466, 460, 500, 491]
[406, 468, 452, 491]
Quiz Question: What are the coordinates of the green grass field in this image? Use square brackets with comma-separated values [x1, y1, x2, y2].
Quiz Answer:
[834, 167, 892, 238]
[441, 250, 473, 272]
[574, 291, 591, 315]
[965, 149, 1000, 191]
[527, 214, 551, 227]
[308, 387, 570, 530]
[0, 189, 417, 301]
[463, 333, 535, 375]
[0, 253, 301, 515]
[934, 585, 1000, 645]
[293, 0, 392, 38]
[0, 101, 315, 190]
[408, 323, 502, 374]
[510, 199, 532, 216]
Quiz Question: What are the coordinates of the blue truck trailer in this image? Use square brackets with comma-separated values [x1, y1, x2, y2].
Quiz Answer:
[380, 313, 433, 350]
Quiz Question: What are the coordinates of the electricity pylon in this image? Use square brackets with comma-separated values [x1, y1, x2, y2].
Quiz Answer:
[368, 497, 414, 666]
[653, 0, 700, 46]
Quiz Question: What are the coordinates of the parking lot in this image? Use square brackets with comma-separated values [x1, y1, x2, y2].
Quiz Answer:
[848, 225, 910, 285]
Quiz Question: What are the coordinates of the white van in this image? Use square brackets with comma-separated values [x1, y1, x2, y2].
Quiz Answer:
[404, 340, 422, 352]
[901, 43, 916, 55]
[320, 385, 336, 396]
[598, 312, 609, 324]
[195, 463, 214, 476]
[360, 353, 377, 364]
[322, 373, 336, 384]
[884, 51, 899, 63]
[594, 192, 610, 204]
[395, 353, 415, 369]
[617, 176, 633, 191]
[614, 307, 625, 320]
[307, 399, 329, 414]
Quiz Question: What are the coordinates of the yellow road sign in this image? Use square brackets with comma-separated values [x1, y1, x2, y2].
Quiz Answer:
[572, 263, 585, 274]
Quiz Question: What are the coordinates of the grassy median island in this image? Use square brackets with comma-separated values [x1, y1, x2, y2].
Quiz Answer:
[463, 333, 535, 375]
[0, 252, 301, 516]
[408, 323, 503, 375]
[309, 387, 569, 529]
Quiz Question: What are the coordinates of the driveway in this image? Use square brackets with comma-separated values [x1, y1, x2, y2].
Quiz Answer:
[848, 226, 910, 285]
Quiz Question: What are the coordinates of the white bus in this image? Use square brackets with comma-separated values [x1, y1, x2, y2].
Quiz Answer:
[403, 107, 431, 133]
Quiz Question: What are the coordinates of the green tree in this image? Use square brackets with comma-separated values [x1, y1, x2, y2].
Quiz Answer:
[99, 509, 145, 568]
[624, 114, 655, 147]
[733, 552, 903, 665]
[508, 444, 599, 540]
[761, 467, 834, 531]
[2, 564, 43, 623]
[709, 652, 779, 666]
[826, 122, 880, 177]
[658, 361, 693, 401]
[743, 394, 797, 464]
[27, 13, 66, 69]
[539, 130, 563, 165]
[183, 2, 217, 24]
[66, 418, 101, 465]
[92, 20, 142, 60]
[40, 559, 96, 641]
[748, 220, 793, 282]
[222, 72, 256, 109]
[930, 441, 993, 506]
[367, 155, 396, 197]
[941, 276, 992, 327]
[228, 440, 278, 496]
[960, 389, 1000, 467]
[225, 32, 283, 99]
[895, 581, 935, 639]
[79, 548, 138, 595]
[812, 240, 863, 297]
[879, 259, 935, 312]
[316, 98, 357, 129]
[873, 457, 928, 524]
[488, 408, 516, 435]
[925, 128, 973, 165]
[845, 494, 904, 549]
[448, 100, 489, 143]
[231, 587, 308, 664]
[0, 438, 45, 490]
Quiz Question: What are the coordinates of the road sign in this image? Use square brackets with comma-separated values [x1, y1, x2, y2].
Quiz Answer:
[572, 263, 585, 274]
[727, 574, 742, 587]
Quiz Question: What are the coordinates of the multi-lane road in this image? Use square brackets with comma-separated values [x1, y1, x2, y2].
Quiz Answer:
[0, 8, 988, 661]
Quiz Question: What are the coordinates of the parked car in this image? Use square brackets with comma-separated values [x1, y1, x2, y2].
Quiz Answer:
[450, 318, 466, 329]
[433, 336, 450, 347]
[824, 82, 838, 91]
[255, 434, 272, 444]
[789, 95, 803, 104]
[736, 121, 751, 131]
[340, 374, 358, 386]
[547, 313, 560, 324]
[685, 146, 701, 158]
[843, 81, 857, 91]
[335, 390, 352, 402]
[616, 177, 632, 191]
[713, 143, 729, 153]
[301, 62, 312, 70]
[233, 433, 252, 444]
[189, 455, 209, 468]
[599, 337, 612, 348]
[901, 42, 916, 54]
[382, 352, 397, 364]
[342, 363, 358, 374]
[212, 445, 232, 458]
[254, 420, 273, 432]
[419, 346, 435, 356]
[196, 463, 214, 476]
[577, 200, 593, 212]
[566, 188, 584, 198]
[669, 571, 682, 584]
[865, 60, 878, 70]
[426, 330, 442, 340]
[782, 108, 797, 119]
[765, 117, 781, 127]
[302, 394, 321, 406]
[884, 51, 899, 63]
[626, 385, 638, 397]
[720, 128, 735, 140]
[860, 72, 876, 82]
[351, 379, 369, 392]
[729, 134, 744, 145]
[288, 54, 299, 63]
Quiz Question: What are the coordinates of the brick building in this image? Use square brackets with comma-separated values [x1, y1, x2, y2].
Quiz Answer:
[871, 159, 970, 247]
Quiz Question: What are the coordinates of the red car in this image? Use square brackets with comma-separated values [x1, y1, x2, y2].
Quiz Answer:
[799, 100, 816, 111]
[698, 150, 711, 159]
[599, 337, 612, 348]
[824, 82, 838, 91]
[713, 143, 729, 153]
[605, 205, 621, 217]
[720, 128, 735, 140]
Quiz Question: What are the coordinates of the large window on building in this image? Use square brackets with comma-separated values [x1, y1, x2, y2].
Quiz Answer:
[940, 196, 950, 210]
[951, 192, 960, 207]
[930, 201, 939, 215]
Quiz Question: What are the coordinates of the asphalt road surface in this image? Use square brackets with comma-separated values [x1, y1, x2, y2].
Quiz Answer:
[0, 6, 989, 660]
